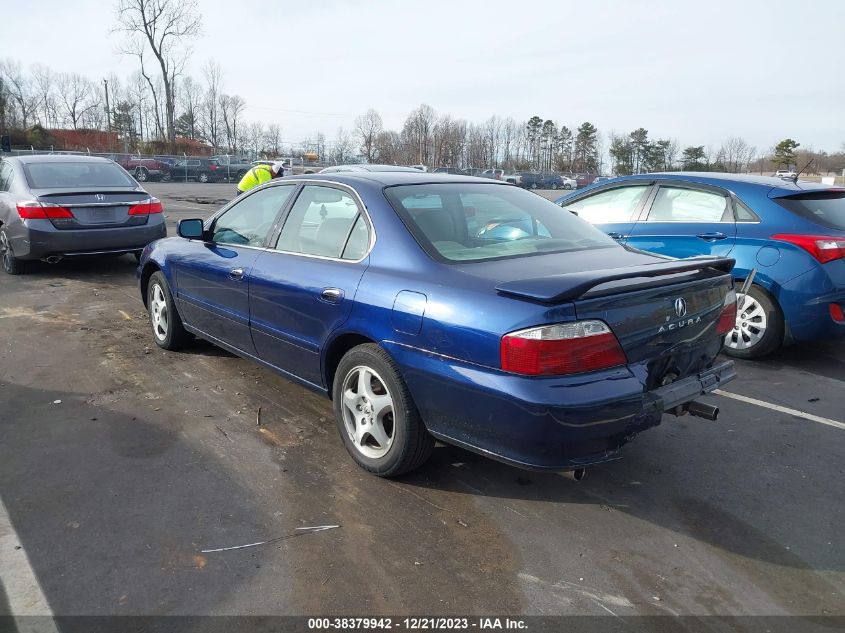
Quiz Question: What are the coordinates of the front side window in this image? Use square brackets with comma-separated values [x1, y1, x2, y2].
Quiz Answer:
[562, 185, 650, 224]
[275, 185, 369, 259]
[646, 187, 730, 223]
[211, 185, 295, 247]
[385, 183, 615, 263]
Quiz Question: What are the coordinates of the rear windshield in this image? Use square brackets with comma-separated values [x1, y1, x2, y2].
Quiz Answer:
[775, 191, 845, 231]
[384, 183, 617, 263]
[24, 161, 136, 189]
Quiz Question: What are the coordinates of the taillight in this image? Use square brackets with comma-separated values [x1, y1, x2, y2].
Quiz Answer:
[501, 320, 626, 376]
[210, 163, 219, 171]
[716, 290, 738, 336]
[16, 201, 73, 219]
[128, 197, 163, 215]
[771, 234, 845, 264]
[830, 303, 845, 324]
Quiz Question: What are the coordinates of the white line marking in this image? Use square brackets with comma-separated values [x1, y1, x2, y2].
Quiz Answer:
[0, 496, 59, 628]
[714, 390, 845, 430]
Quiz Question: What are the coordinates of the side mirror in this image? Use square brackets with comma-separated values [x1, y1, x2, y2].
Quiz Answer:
[177, 218, 205, 239]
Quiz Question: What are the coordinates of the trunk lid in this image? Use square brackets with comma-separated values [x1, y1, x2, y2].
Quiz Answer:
[34, 190, 152, 230]
[490, 253, 735, 386]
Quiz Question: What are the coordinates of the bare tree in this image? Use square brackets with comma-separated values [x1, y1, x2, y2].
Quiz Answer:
[1, 60, 38, 128]
[201, 60, 222, 150]
[263, 123, 281, 158]
[331, 127, 355, 164]
[115, 0, 202, 144]
[31, 64, 58, 128]
[56, 73, 97, 130]
[219, 93, 246, 154]
[354, 108, 382, 163]
[177, 75, 202, 140]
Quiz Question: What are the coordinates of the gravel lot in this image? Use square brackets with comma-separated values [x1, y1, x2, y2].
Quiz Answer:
[0, 182, 843, 618]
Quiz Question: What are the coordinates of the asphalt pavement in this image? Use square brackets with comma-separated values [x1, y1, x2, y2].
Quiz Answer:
[0, 182, 842, 620]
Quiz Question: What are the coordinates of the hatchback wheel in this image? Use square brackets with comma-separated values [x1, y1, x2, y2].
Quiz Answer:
[0, 230, 30, 275]
[723, 284, 783, 359]
[198, 172, 209, 183]
[333, 344, 434, 477]
[147, 271, 192, 350]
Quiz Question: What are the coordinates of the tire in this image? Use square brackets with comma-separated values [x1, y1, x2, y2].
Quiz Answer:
[135, 167, 148, 182]
[530, 182, 538, 190]
[161, 172, 172, 182]
[198, 172, 209, 183]
[0, 229, 30, 275]
[564, 183, 572, 190]
[147, 271, 192, 350]
[723, 284, 784, 359]
[551, 183, 558, 190]
[332, 344, 434, 477]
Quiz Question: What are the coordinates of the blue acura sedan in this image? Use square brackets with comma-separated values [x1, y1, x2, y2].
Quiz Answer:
[556, 174, 845, 358]
[138, 173, 737, 476]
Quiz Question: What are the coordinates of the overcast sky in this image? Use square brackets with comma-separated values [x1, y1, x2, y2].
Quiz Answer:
[6, 0, 845, 151]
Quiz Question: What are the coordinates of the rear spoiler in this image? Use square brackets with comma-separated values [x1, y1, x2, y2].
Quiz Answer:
[496, 257, 735, 304]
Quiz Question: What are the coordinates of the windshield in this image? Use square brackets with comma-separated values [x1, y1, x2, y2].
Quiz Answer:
[25, 161, 136, 189]
[776, 192, 845, 231]
[384, 183, 617, 263]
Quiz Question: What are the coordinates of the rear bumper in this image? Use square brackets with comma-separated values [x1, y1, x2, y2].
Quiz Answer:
[12, 218, 167, 260]
[777, 267, 845, 343]
[385, 342, 736, 471]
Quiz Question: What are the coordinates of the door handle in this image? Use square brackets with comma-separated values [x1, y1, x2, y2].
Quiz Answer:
[696, 232, 728, 241]
[607, 232, 626, 240]
[320, 288, 344, 303]
[228, 268, 245, 281]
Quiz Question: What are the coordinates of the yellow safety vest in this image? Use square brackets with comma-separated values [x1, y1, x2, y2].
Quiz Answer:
[237, 164, 273, 193]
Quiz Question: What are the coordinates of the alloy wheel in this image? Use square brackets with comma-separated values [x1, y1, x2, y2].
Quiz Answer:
[150, 284, 169, 342]
[724, 293, 767, 351]
[0, 232, 13, 272]
[340, 365, 395, 459]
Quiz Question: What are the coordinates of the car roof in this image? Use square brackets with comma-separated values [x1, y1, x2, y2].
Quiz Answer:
[607, 171, 837, 195]
[282, 171, 506, 187]
[8, 154, 114, 165]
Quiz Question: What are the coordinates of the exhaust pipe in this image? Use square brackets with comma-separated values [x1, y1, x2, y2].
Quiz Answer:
[42, 255, 62, 264]
[561, 468, 586, 482]
[687, 400, 719, 421]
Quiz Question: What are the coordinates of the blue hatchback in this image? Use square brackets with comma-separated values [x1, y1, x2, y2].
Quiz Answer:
[556, 173, 845, 358]
[138, 173, 737, 476]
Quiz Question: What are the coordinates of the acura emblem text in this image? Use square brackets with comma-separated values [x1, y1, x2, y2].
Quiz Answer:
[674, 298, 687, 317]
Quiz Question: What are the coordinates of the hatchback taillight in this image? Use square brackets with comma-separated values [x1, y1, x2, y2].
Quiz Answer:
[501, 320, 626, 376]
[16, 201, 73, 219]
[128, 197, 164, 215]
[771, 234, 845, 264]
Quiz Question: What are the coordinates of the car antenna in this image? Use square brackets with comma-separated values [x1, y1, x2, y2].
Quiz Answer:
[792, 158, 813, 182]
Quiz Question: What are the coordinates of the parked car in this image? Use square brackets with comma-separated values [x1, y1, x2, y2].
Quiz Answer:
[432, 167, 464, 174]
[538, 172, 564, 189]
[319, 164, 421, 174]
[560, 176, 577, 190]
[503, 171, 523, 186]
[575, 174, 596, 188]
[555, 173, 845, 358]
[138, 172, 736, 477]
[110, 155, 171, 182]
[171, 158, 225, 183]
[211, 155, 253, 181]
[774, 170, 797, 179]
[592, 176, 614, 185]
[480, 168, 505, 180]
[463, 168, 485, 177]
[0, 155, 166, 274]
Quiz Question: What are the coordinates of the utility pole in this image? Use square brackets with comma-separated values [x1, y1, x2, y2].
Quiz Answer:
[103, 79, 111, 151]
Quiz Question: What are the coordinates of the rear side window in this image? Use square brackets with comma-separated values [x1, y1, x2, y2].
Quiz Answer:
[0, 163, 11, 191]
[775, 192, 845, 231]
[646, 187, 730, 223]
[276, 185, 368, 259]
[563, 185, 649, 224]
[24, 161, 136, 189]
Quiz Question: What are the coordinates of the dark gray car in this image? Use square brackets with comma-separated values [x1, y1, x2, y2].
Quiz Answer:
[0, 155, 167, 274]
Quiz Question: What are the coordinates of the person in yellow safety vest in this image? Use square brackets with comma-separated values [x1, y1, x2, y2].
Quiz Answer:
[236, 161, 286, 195]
